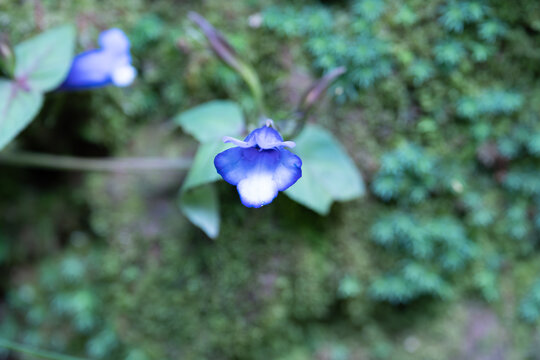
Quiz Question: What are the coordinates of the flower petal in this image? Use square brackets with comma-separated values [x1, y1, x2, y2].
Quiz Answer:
[244, 126, 295, 149]
[215, 146, 301, 207]
[222, 136, 255, 148]
[61, 50, 116, 89]
[238, 172, 278, 207]
[214, 147, 249, 185]
[60, 29, 135, 90]
[273, 149, 302, 191]
[98, 28, 130, 54]
[111, 64, 137, 87]
[279, 141, 296, 148]
[215, 147, 279, 184]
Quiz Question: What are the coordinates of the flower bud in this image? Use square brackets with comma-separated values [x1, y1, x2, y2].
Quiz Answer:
[189, 12, 266, 116]
[298, 66, 347, 114]
[188, 12, 241, 72]
[284, 67, 347, 138]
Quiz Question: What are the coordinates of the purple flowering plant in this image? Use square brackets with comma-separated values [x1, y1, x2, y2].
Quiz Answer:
[60, 28, 136, 90]
[0, 26, 137, 151]
[176, 13, 365, 237]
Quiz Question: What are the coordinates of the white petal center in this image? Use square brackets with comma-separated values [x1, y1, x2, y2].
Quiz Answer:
[237, 173, 278, 208]
[111, 65, 137, 87]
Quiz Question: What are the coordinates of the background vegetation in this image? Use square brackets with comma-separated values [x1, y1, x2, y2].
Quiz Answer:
[1, 0, 540, 359]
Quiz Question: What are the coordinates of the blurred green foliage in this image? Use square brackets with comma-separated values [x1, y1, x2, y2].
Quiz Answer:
[2, 0, 540, 359]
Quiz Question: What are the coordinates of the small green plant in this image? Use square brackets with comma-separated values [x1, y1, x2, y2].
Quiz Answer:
[370, 212, 475, 303]
[439, 1, 486, 32]
[434, 40, 467, 66]
[457, 89, 523, 120]
[263, 3, 393, 100]
[371, 143, 439, 204]
[520, 279, 540, 323]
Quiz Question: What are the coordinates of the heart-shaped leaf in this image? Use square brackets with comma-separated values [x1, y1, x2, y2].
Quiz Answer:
[174, 100, 244, 143]
[285, 124, 365, 215]
[14, 24, 76, 92]
[182, 141, 232, 191]
[0, 80, 43, 151]
[179, 184, 220, 239]
[176, 101, 245, 238]
[0, 25, 76, 151]
[179, 141, 233, 239]
[286, 168, 333, 214]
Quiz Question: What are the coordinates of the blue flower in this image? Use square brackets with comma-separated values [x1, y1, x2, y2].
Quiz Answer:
[214, 121, 302, 208]
[60, 28, 136, 90]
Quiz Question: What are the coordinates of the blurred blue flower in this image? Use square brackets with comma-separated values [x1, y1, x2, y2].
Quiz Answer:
[60, 28, 136, 90]
[214, 120, 302, 208]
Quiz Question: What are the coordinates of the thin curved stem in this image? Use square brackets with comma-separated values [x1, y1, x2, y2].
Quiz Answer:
[188, 12, 267, 119]
[238, 62, 266, 119]
[0, 338, 88, 360]
[289, 66, 347, 138]
[0, 152, 192, 172]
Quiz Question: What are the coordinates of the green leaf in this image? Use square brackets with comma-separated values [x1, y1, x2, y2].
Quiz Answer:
[0, 26, 75, 150]
[182, 141, 231, 191]
[174, 100, 244, 143]
[285, 124, 365, 215]
[14, 24, 76, 92]
[179, 184, 220, 239]
[179, 141, 231, 238]
[286, 168, 333, 214]
[0, 80, 43, 151]
[176, 100, 244, 238]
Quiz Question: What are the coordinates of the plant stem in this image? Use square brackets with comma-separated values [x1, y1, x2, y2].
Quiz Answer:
[237, 62, 267, 119]
[0, 152, 192, 172]
[188, 12, 267, 119]
[290, 66, 347, 138]
[0, 339, 88, 360]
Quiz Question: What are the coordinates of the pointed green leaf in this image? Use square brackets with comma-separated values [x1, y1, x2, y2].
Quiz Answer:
[285, 170, 333, 215]
[174, 100, 244, 143]
[179, 184, 220, 239]
[14, 24, 76, 92]
[0, 80, 43, 151]
[285, 124, 365, 214]
[180, 141, 231, 238]
[182, 141, 231, 191]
